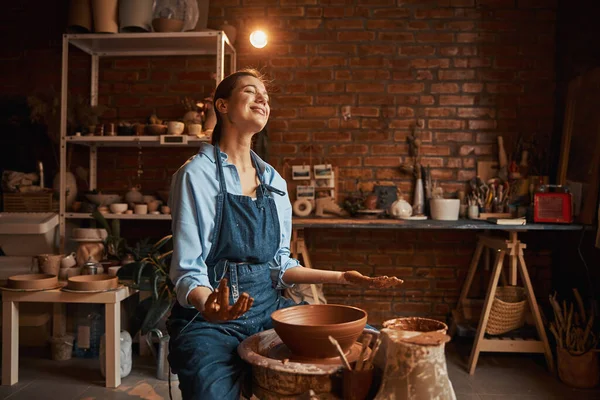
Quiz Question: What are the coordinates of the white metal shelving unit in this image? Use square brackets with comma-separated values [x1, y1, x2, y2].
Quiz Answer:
[59, 32, 236, 251]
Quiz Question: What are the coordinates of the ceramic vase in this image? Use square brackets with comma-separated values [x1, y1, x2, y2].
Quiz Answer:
[53, 172, 78, 210]
[220, 20, 237, 45]
[194, 0, 209, 30]
[100, 331, 133, 378]
[152, 0, 198, 32]
[119, 0, 153, 32]
[67, 0, 92, 33]
[91, 0, 118, 33]
[413, 177, 425, 215]
[125, 186, 143, 208]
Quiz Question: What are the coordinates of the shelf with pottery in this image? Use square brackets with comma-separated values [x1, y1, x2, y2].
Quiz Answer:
[65, 212, 172, 221]
[66, 31, 236, 57]
[58, 29, 236, 252]
[66, 135, 210, 147]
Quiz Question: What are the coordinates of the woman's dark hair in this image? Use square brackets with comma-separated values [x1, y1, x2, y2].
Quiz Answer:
[211, 68, 267, 145]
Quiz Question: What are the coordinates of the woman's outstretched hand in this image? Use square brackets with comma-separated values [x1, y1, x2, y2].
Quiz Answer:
[201, 278, 254, 322]
[341, 270, 404, 289]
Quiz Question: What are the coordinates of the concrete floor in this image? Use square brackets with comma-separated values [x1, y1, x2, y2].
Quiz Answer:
[1, 339, 599, 400]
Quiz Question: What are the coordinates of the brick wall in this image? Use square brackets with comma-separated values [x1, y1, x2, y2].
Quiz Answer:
[1, 0, 566, 325]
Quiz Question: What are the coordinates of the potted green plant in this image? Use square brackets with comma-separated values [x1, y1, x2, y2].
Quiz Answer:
[117, 234, 175, 336]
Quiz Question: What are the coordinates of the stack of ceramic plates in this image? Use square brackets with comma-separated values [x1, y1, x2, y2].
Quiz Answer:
[71, 228, 108, 243]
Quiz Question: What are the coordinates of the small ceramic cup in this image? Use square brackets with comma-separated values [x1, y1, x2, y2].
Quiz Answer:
[161, 205, 171, 215]
[468, 205, 479, 220]
[134, 203, 148, 215]
[61, 252, 77, 269]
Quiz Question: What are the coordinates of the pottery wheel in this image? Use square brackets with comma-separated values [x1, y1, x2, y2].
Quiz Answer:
[267, 341, 369, 365]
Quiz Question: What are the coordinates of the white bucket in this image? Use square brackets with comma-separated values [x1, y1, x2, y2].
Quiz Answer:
[429, 199, 460, 221]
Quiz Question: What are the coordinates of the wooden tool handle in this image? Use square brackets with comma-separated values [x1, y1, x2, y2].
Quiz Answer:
[328, 335, 352, 370]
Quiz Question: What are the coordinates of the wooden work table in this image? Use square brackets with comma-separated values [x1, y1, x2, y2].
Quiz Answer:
[292, 217, 586, 231]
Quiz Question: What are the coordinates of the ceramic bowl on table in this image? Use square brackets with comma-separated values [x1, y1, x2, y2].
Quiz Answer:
[7, 274, 59, 290]
[66, 274, 118, 292]
[109, 203, 128, 214]
[84, 193, 122, 206]
[271, 304, 367, 360]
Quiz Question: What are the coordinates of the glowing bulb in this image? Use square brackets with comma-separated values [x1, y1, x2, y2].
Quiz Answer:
[250, 30, 268, 48]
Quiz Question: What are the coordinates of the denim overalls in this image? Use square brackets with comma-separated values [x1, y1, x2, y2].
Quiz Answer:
[167, 145, 300, 399]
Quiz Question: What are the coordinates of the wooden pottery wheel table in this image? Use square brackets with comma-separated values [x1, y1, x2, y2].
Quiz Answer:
[238, 328, 379, 399]
[1, 285, 138, 388]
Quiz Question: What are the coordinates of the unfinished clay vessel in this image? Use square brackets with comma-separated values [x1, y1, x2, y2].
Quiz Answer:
[7, 274, 58, 290]
[271, 304, 367, 359]
[66, 274, 118, 291]
[382, 317, 448, 334]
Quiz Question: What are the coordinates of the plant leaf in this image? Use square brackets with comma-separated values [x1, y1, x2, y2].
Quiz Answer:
[92, 210, 111, 233]
[140, 291, 174, 335]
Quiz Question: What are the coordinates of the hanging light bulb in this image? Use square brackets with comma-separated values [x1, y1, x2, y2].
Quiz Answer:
[249, 30, 268, 48]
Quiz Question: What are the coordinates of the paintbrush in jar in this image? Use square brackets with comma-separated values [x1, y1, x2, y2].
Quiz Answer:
[354, 334, 372, 371]
[362, 337, 382, 370]
[328, 335, 352, 370]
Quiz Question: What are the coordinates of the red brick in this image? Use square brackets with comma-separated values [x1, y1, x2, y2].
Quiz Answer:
[407, 21, 431, 30]
[459, 144, 493, 156]
[364, 157, 401, 166]
[318, 82, 344, 92]
[424, 107, 455, 117]
[366, 19, 404, 30]
[393, 303, 432, 314]
[296, 70, 333, 80]
[277, 95, 313, 106]
[267, 6, 305, 16]
[346, 83, 385, 92]
[457, 33, 496, 43]
[300, 107, 337, 118]
[486, 83, 524, 93]
[359, 45, 396, 55]
[398, 46, 436, 56]
[431, 83, 460, 93]
[411, 59, 451, 68]
[428, 119, 464, 129]
[337, 31, 376, 41]
[416, 33, 454, 43]
[458, 170, 476, 181]
[415, 9, 455, 18]
[310, 56, 346, 67]
[372, 144, 409, 154]
[435, 132, 473, 142]
[421, 145, 451, 156]
[372, 8, 411, 17]
[288, 19, 323, 30]
[388, 83, 424, 93]
[329, 144, 369, 155]
[468, 120, 497, 130]
[421, 157, 445, 167]
[378, 32, 415, 42]
[457, 107, 495, 118]
[438, 69, 475, 80]
[289, 120, 327, 130]
[416, 71, 434, 80]
[462, 83, 484, 93]
[440, 95, 475, 105]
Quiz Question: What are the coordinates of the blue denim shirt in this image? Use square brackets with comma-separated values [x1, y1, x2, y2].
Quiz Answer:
[169, 143, 300, 308]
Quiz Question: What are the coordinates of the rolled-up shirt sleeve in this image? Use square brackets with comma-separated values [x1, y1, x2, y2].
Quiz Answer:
[169, 170, 213, 308]
[268, 171, 302, 289]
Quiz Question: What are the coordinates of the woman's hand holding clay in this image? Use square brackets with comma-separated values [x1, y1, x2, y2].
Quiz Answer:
[341, 270, 404, 289]
[201, 278, 254, 322]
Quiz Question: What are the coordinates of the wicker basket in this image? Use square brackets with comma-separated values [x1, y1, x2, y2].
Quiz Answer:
[486, 286, 528, 335]
[3, 191, 53, 212]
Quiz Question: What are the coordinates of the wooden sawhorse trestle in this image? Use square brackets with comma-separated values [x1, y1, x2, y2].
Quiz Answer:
[290, 227, 320, 304]
[454, 231, 554, 375]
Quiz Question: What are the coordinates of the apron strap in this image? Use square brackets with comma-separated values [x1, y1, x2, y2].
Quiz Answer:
[214, 144, 227, 195]
[250, 151, 286, 197]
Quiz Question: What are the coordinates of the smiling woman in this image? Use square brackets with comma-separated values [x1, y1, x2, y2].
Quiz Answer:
[166, 69, 403, 400]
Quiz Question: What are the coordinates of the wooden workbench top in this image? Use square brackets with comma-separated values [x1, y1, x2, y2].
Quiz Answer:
[292, 217, 587, 231]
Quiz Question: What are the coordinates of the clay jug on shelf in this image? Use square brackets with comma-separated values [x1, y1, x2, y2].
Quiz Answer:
[125, 185, 143, 208]
[119, 0, 153, 32]
[67, 0, 92, 33]
[220, 21, 237, 45]
[91, 0, 118, 33]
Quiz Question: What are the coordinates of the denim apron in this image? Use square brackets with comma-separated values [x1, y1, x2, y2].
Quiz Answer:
[167, 145, 300, 400]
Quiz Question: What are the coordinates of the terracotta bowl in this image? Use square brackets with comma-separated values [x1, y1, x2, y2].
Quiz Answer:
[66, 274, 118, 291]
[271, 304, 367, 360]
[7, 274, 58, 290]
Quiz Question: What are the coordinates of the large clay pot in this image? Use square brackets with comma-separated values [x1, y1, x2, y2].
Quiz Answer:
[91, 0, 118, 33]
[67, 0, 92, 33]
[557, 347, 600, 388]
[220, 20, 237, 45]
[119, 0, 153, 32]
[152, 0, 198, 32]
[53, 172, 78, 211]
[125, 185, 143, 208]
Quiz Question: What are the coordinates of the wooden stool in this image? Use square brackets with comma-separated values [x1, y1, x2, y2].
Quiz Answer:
[452, 231, 554, 375]
[290, 227, 321, 304]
